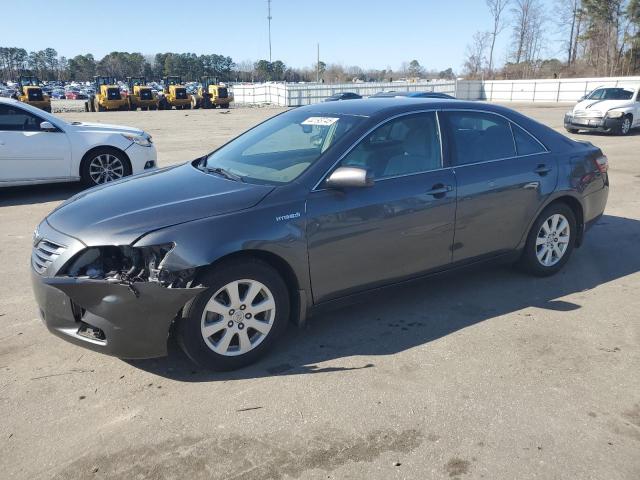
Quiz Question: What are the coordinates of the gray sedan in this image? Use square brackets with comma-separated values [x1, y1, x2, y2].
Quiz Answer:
[31, 98, 609, 370]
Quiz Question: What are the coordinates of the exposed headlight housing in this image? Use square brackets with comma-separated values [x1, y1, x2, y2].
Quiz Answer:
[606, 110, 624, 119]
[122, 133, 153, 147]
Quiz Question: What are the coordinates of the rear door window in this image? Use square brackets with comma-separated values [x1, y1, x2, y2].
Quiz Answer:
[443, 111, 516, 165]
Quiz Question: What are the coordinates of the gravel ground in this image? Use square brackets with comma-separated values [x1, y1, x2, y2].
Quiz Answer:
[0, 104, 638, 480]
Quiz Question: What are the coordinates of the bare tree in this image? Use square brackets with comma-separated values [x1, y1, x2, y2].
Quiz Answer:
[464, 31, 491, 79]
[510, 0, 547, 77]
[486, 0, 510, 77]
[554, 0, 583, 66]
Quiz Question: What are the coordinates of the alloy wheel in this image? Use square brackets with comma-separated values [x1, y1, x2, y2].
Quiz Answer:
[89, 153, 125, 184]
[535, 213, 571, 267]
[621, 117, 631, 135]
[200, 279, 276, 356]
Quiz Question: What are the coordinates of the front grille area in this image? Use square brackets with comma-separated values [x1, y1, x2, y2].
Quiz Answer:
[175, 88, 187, 99]
[32, 239, 66, 275]
[218, 87, 228, 98]
[140, 89, 153, 100]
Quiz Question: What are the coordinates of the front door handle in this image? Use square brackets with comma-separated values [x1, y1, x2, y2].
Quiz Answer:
[425, 184, 453, 197]
[534, 164, 551, 176]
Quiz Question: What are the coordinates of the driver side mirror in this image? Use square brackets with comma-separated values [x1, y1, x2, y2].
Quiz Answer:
[325, 167, 373, 189]
[40, 121, 56, 132]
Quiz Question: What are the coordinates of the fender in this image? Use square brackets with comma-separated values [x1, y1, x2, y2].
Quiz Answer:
[133, 198, 312, 307]
[515, 189, 586, 251]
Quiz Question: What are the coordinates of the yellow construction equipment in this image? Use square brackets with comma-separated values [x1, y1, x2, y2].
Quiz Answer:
[126, 77, 159, 111]
[192, 77, 234, 109]
[158, 76, 191, 110]
[13, 76, 51, 112]
[86, 76, 128, 112]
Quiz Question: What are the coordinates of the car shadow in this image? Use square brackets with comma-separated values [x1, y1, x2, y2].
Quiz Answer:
[0, 183, 84, 207]
[128, 214, 640, 382]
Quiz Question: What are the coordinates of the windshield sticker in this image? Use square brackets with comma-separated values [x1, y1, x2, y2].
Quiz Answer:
[301, 117, 339, 126]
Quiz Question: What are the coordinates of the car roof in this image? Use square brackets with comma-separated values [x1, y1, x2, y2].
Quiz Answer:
[294, 97, 480, 117]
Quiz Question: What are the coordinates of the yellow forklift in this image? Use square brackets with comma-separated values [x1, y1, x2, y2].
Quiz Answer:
[192, 77, 233, 109]
[85, 76, 128, 112]
[158, 76, 191, 110]
[126, 77, 159, 111]
[13, 76, 51, 112]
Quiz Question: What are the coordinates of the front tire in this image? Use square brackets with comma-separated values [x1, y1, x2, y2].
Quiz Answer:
[80, 147, 132, 187]
[178, 259, 290, 371]
[519, 203, 576, 277]
[617, 115, 632, 136]
[565, 127, 579, 134]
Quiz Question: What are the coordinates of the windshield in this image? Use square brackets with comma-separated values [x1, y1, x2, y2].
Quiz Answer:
[586, 88, 634, 101]
[203, 111, 364, 184]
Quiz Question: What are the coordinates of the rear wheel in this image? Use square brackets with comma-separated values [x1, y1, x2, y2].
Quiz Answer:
[80, 148, 131, 187]
[519, 203, 576, 277]
[178, 259, 290, 371]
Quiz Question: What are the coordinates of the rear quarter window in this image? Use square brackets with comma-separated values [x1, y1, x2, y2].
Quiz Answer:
[511, 123, 546, 156]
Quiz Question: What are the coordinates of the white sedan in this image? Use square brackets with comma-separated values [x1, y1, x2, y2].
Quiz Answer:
[0, 98, 157, 188]
[564, 85, 640, 135]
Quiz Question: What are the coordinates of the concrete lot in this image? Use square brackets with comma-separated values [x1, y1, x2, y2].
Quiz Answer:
[1, 104, 639, 480]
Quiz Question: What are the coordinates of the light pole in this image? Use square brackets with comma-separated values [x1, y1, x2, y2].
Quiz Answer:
[267, 0, 272, 63]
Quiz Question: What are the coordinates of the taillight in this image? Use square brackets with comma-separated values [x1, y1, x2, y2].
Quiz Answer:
[594, 155, 608, 173]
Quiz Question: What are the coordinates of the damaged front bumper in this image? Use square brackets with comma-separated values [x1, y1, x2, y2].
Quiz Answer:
[30, 221, 205, 359]
[32, 272, 204, 358]
[564, 113, 623, 132]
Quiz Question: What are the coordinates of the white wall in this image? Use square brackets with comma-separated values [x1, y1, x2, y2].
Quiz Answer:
[231, 80, 456, 106]
[456, 77, 640, 102]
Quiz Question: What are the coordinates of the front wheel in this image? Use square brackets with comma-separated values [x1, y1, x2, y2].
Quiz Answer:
[565, 127, 579, 134]
[617, 115, 632, 136]
[80, 147, 131, 187]
[178, 259, 290, 371]
[519, 203, 576, 277]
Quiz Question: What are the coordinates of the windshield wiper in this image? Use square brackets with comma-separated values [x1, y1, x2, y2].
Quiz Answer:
[205, 166, 243, 182]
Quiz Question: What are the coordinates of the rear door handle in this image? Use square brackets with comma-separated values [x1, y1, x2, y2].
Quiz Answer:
[425, 184, 453, 196]
[534, 164, 551, 175]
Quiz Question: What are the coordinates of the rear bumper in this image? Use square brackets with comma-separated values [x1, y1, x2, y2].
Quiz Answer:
[169, 98, 191, 106]
[131, 98, 159, 106]
[583, 179, 609, 225]
[31, 270, 204, 359]
[564, 114, 622, 132]
[101, 100, 128, 110]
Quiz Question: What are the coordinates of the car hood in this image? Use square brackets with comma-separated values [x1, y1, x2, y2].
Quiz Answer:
[572, 99, 631, 115]
[46, 163, 275, 246]
[67, 121, 144, 135]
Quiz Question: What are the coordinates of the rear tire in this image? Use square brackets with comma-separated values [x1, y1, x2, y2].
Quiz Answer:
[519, 203, 576, 277]
[178, 259, 290, 371]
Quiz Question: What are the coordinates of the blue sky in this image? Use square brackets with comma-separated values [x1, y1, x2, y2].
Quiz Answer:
[4, 0, 558, 72]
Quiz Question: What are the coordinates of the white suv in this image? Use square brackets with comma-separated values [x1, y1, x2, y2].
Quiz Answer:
[0, 98, 157, 187]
